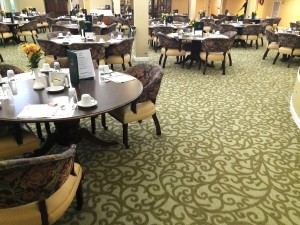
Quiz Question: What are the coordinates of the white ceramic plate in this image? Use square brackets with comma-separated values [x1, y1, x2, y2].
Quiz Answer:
[77, 100, 97, 108]
[57, 35, 64, 39]
[100, 69, 113, 74]
[46, 86, 65, 93]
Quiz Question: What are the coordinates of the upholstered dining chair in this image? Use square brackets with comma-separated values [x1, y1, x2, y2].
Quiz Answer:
[50, 24, 71, 32]
[219, 24, 237, 34]
[151, 26, 174, 52]
[273, 33, 300, 68]
[101, 64, 164, 148]
[37, 38, 68, 64]
[0, 145, 83, 225]
[0, 122, 40, 160]
[239, 24, 262, 49]
[199, 37, 232, 75]
[17, 21, 38, 44]
[223, 31, 238, 66]
[105, 37, 134, 70]
[156, 32, 186, 68]
[50, 57, 99, 69]
[0, 23, 14, 48]
[262, 29, 279, 60]
[100, 23, 117, 35]
[69, 43, 106, 65]
[45, 17, 56, 31]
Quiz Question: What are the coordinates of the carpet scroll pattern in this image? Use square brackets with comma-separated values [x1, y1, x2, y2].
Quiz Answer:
[1, 36, 300, 225]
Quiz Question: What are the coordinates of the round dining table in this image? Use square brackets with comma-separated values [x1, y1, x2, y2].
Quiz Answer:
[0, 72, 143, 149]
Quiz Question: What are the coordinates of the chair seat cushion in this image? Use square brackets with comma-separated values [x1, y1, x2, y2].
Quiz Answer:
[17, 30, 37, 36]
[203, 26, 211, 32]
[279, 47, 300, 55]
[239, 34, 258, 41]
[0, 163, 82, 225]
[0, 124, 40, 159]
[109, 100, 156, 124]
[1, 32, 13, 39]
[200, 52, 226, 61]
[106, 53, 131, 64]
[161, 47, 186, 56]
[121, 25, 129, 30]
[268, 42, 279, 49]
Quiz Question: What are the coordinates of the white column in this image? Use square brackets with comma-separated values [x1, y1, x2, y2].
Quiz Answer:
[114, 0, 121, 14]
[133, 0, 149, 62]
[246, 0, 257, 16]
[189, 0, 196, 19]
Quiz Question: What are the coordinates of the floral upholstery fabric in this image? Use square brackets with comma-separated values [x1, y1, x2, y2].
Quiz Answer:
[157, 32, 182, 50]
[278, 33, 300, 48]
[202, 38, 232, 53]
[125, 64, 164, 104]
[105, 37, 134, 57]
[69, 43, 105, 62]
[37, 38, 68, 58]
[265, 29, 278, 43]
[18, 21, 37, 32]
[200, 18, 215, 27]
[100, 23, 117, 35]
[0, 64, 24, 77]
[51, 25, 71, 32]
[0, 23, 11, 33]
[241, 24, 262, 36]
[219, 24, 237, 34]
[0, 146, 76, 208]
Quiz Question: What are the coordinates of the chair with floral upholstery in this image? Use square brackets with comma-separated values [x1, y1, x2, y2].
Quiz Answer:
[50, 57, 99, 69]
[262, 29, 279, 60]
[17, 21, 38, 44]
[151, 26, 174, 52]
[0, 122, 40, 160]
[50, 24, 71, 32]
[105, 37, 134, 70]
[0, 23, 14, 48]
[100, 23, 117, 35]
[200, 18, 215, 33]
[223, 31, 238, 66]
[199, 37, 232, 75]
[69, 43, 106, 65]
[0, 145, 83, 225]
[156, 32, 186, 68]
[273, 33, 300, 68]
[45, 17, 56, 31]
[37, 38, 68, 64]
[101, 64, 164, 148]
[219, 24, 237, 34]
[239, 24, 262, 49]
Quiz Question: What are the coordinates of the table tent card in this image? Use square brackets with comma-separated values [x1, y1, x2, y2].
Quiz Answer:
[67, 49, 95, 87]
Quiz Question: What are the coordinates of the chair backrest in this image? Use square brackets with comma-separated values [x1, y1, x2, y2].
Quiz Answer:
[69, 43, 105, 61]
[200, 18, 214, 26]
[51, 24, 71, 32]
[0, 23, 10, 33]
[0, 64, 24, 76]
[265, 29, 278, 43]
[45, 17, 56, 26]
[278, 33, 300, 48]
[152, 26, 173, 36]
[202, 38, 232, 53]
[37, 38, 68, 58]
[105, 37, 134, 56]
[242, 24, 262, 35]
[100, 23, 117, 35]
[19, 21, 37, 32]
[219, 24, 237, 34]
[223, 31, 237, 46]
[125, 64, 164, 104]
[0, 146, 76, 208]
[156, 32, 181, 49]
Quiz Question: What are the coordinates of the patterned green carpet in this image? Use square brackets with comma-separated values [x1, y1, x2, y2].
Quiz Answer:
[1, 35, 300, 225]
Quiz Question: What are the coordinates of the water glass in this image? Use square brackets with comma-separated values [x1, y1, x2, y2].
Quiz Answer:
[54, 62, 60, 71]
[7, 70, 15, 82]
[68, 87, 78, 106]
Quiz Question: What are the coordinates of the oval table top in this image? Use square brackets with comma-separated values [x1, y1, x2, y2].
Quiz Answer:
[0, 72, 143, 123]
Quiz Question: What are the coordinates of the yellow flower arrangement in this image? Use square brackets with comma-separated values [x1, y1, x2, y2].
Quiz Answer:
[189, 19, 196, 27]
[161, 13, 168, 20]
[20, 43, 44, 70]
[0, 9, 6, 16]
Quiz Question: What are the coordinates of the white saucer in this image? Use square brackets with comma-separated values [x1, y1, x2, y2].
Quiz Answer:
[57, 35, 64, 39]
[46, 86, 65, 93]
[77, 100, 97, 108]
[40, 68, 54, 73]
[100, 69, 113, 74]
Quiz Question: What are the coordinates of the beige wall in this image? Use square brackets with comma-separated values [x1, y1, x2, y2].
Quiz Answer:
[89, 0, 111, 11]
[222, 0, 244, 15]
[172, 0, 189, 15]
[15, 0, 45, 13]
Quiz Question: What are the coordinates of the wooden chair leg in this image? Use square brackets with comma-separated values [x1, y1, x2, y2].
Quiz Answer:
[35, 122, 45, 141]
[152, 113, 161, 135]
[101, 113, 108, 130]
[123, 124, 129, 148]
[162, 55, 167, 68]
[228, 53, 232, 66]
[273, 52, 280, 64]
[76, 181, 84, 210]
[159, 54, 163, 65]
[263, 49, 270, 60]
[38, 200, 49, 225]
[122, 63, 126, 70]
[128, 61, 132, 67]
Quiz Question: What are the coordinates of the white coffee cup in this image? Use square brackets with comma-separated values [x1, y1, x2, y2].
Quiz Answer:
[7, 70, 15, 81]
[103, 65, 110, 73]
[81, 94, 95, 106]
[58, 32, 63, 37]
[42, 63, 50, 71]
[117, 34, 122, 39]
